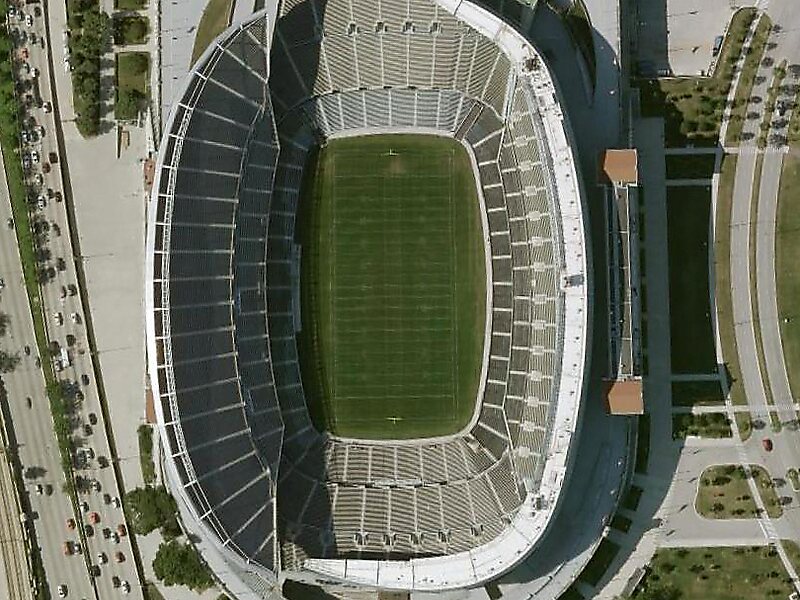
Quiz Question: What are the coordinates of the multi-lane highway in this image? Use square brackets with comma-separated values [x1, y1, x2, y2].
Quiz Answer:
[2, 3, 142, 598]
[0, 143, 95, 599]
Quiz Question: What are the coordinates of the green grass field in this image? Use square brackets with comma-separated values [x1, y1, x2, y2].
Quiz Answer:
[296, 135, 485, 439]
[667, 186, 717, 374]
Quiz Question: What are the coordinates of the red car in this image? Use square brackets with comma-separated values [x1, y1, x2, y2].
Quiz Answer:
[762, 438, 773, 452]
[88, 511, 100, 525]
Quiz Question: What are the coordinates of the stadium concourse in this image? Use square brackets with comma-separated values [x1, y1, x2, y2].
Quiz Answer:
[144, 0, 590, 597]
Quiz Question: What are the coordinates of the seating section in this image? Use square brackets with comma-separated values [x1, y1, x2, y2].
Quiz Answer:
[152, 18, 279, 571]
[272, 0, 512, 117]
[155, 0, 567, 578]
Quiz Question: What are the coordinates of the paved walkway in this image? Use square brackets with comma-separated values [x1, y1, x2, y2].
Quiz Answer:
[597, 118, 679, 599]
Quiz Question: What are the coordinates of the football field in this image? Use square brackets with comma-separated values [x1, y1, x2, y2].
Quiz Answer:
[296, 135, 485, 439]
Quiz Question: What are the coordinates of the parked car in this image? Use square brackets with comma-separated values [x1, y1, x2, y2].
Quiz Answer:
[65, 518, 75, 530]
[763, 438, 774, 452]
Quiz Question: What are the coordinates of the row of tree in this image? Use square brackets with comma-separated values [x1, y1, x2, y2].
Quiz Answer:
[67, 1, 111, 136]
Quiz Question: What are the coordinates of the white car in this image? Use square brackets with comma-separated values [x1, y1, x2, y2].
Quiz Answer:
[112, 496, 121, 509]
[97, 552, 107, 564]
[70, 312, 80, 325]
[24, 14, 33, 27]
[53, 312, 63, 326]
[56, 584, 67, 598]
[121, 581, 130, 594]
[30, 150, 39, 163]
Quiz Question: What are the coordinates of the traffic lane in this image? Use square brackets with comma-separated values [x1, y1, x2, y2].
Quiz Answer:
[0, 236, 95, 595]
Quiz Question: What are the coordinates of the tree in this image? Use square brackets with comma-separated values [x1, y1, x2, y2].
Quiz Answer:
[153, 540, 214, 591]
[125, 486, 181, 538]
[115, 88, 143, 119]
[119, 17, 148, 44]
[0, 351, 20, 373]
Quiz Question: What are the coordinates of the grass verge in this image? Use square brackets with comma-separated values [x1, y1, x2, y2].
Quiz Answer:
[758, 61, 787, 148]
[190, 0, 234, 66]
[137, 424, 156, 485]
[725, 14, 772, 145]
[775, 153, 800, 400]
[714, 153, 751, 425]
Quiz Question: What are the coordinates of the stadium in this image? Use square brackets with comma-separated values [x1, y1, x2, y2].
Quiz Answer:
[144, 0, 590, 596]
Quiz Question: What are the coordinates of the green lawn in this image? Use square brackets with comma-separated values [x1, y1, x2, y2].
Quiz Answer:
[776, 153, 800, 401]
[665, 154, 717, 179]
[672, 413, 731, 439]
[115, 52, 149, 120]
[696, 464, 757, 518]
[696, 464, 782, 519]
[579, 539, 620, 587]
[114, 14, 149, 45]
[635, 414, 650, 474]
[190, 0, 234, 66]
[610, 514, 632, 533]
[639, 546, 794, 599]
[621, 485, 643, 511]
[296, 135, 485, 439]
[115, 0, 147, 8]
[667, 186, 717, 374]
[671, 380, 724, 407]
